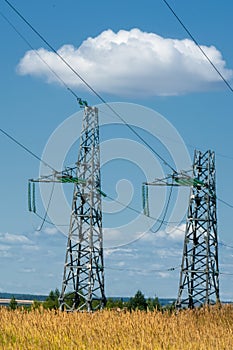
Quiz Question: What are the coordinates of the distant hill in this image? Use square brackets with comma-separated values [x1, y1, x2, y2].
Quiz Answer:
[0, 292, 47, 302]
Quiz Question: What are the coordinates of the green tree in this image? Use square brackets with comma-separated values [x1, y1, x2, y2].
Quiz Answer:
[127, 290, 147, 311]
[147, 296, 161, 311]
[163, 301, 176, 313]
[106, 298, 124, 309]
[43, 288, 60, 310]
[31, 300, 43, 310]
[9, 296, 17, 310]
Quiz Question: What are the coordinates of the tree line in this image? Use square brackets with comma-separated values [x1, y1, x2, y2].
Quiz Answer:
[8, 289, 175, 312]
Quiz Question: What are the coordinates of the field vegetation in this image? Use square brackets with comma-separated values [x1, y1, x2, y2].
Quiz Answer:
[0, 304, 232, 349]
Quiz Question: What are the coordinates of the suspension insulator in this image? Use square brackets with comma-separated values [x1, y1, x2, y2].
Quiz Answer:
[142, 184, 149, 217]
[32, 182, 36, 213]
[28, 181, 32, 212]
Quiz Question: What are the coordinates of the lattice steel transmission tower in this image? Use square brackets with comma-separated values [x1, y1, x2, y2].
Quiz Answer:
[176, 150, 220, 308]
[59, 106, 106, 311]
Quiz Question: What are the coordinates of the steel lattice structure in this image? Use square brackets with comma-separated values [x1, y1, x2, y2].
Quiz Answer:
[59, 106, 106, 311]
[176, 150, 220, 308]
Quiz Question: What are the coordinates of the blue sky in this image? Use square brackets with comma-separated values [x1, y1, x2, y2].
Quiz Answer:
[0, 0, 233, 300]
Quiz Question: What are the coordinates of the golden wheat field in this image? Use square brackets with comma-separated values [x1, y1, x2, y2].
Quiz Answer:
[0, 305, 232, 349]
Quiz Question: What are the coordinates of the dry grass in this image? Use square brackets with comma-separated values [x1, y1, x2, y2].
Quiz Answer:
[0, 304, 232, 349]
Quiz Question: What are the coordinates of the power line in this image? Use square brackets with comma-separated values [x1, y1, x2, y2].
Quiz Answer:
[215, 153, 233, 162]
[32, 212, 69, 227]
[3, 0, 97, 95]
[28, 175, 233, 241]
[104, 265, 180, 273]
[3, 1, 233, 227]
[35, 181, 55, 232]
[150, 184, 173, 233]
[98, 108, 233, 166]
[2, 1, 233, 181]
[106, 193, 183, 226]
[28, 186, 185, 244]
[0, 127, 56, 172]
[0, 9, 89, 176]
[219, 241, 233, 250]
[3, 0, 177, 174]
[217, 197, 233, 209]
[107, 189, 233, 236]
[0, 5, 188, 246]
[103, 189, 233, 250]
[103, 191, 185, 250]
[161, 0, 233, 93]
[28, 175, 233, 251]
[0, 10, 88, 105]
[220, 272, 233, 276]
[106, 181, 233, 249]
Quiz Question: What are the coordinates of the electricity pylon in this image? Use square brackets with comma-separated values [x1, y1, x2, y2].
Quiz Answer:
[28, 106, 106, 311]
[59, 106, 106, 311]
[142, 149, 220, 309]
[176, 150, 220, 308]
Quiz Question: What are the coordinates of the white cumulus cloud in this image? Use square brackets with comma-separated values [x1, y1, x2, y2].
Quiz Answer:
[0, 233, 32, 244]
[17, 28, 233, 96]
[43, 227, 59, 235]
[157, 224, 186, 241]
